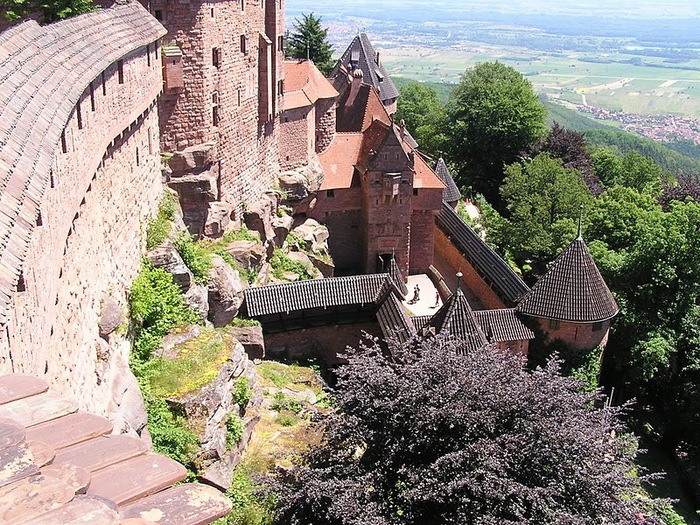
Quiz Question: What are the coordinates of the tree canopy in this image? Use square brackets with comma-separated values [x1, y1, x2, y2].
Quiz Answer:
[285, 13, 334, 76]
[273, 337, 660, 525]
[1, 0, 93, 23]
[446, 62, 547, 205]
[395, 82, 448, 158]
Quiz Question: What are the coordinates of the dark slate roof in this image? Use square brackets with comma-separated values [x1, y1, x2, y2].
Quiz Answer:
[424, 291, 488, 353]
[474, 309, 535, 343]
[436, 202, 530, 306]
[435, 158, 462, 204]
[376, 291, 415, 343]
[244, 274, 391, 317]
[389, 256, 408, 297]
[516, 237, 619, 323]
[412, 315, 432, 332]
[331, 33, 399, 104]
[0, 3, 166, 324]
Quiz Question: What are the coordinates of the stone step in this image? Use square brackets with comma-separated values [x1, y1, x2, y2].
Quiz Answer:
[119, 484, 232, 525]
[0, 442, 39, 488]
[0, 473, 75, 524]
[0, 375, 48, 405]
[25, 412, 113, 450]
[0, 391, 78, 428]
[87, 454, 187, 506]
[21, 494, 120, 524]
[53, 435, 148, 473]
[0, 418, 25, 450]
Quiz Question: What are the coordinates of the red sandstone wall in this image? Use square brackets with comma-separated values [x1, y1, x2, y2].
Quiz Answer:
[315, 99, 336, 154]
[264, 322, 383, 365]
[310, 189, 364, 271]
[279, 106, 313, 170]
[434, 226, 507, 310]
[533, 317, 611, 351]
[151, 0, 282, 214]
[0, 46, 163, 427]
[409, 210, 436, 274]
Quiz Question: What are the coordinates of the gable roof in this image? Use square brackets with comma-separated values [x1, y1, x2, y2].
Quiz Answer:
[0, 3, 166, 325]
[474, 309, 535, 343]
[318, 133, 363, 190]
[436, 202, 530, 306]
[331, 33, 399, 104]
[283, 59, 338, 111]
[516, 237, 619, 323]
[424, 290, 488, 353]
[435, 158, 462, 203]
[336, 81, 392, 133]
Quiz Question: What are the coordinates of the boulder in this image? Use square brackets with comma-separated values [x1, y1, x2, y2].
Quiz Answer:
[291, 218, 330, 254]
[169, 142, 217, 174]
[146, 243, 193, 292]
[225, 240, 266, 271]
[185, 284, 209, 322]
[254, 262, 272, 287]
[272, 214, 294, 248]
[243, 192, 279, 243]
[309, 253, 335, 278]
[226, 326, 265, 359]
[287, 251, 314, 272]
[98, 295, 122, 337]
[293, 195, 317, 216]
[278, 171, 310, 200]
[168, 167, 219, 206]
[204, 202, 232, 238]
[208, 255, 246, 327]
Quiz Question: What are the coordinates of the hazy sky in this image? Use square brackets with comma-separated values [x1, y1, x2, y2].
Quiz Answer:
[286, 0, 700, 19]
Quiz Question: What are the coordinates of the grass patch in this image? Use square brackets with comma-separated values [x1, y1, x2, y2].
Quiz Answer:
[174, 233, 213, 285]
[269, 249, 313, 281]
[213, 464, 276, 525]
[257, 362, 323, 392]
[140, 329, 233, 398]
[146, 192, 178, 249]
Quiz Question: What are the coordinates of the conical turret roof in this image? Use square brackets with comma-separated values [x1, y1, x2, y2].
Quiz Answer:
[516, 237, 618, 323]
[425, 289, 488, 353]
[435, 158, 462, 204]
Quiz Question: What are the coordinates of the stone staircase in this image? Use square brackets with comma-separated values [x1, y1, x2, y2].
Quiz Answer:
[0, 374, 232, 524]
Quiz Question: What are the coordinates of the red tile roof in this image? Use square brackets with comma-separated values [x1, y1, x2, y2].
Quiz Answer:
[413, 153, 445, 190]
[283, 59, 338, 111]
[0, 3, 166, 325]
[319, 133, 363, 190]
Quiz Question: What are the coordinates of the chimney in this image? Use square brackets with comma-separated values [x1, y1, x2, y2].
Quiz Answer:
[376, 51, 380, 65]
[346, 68, 363, 108]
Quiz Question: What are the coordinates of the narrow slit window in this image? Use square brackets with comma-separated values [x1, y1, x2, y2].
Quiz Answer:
[118, 60, 124, 84]
[101, 71, 106, 95]
[89, 82, 95, 111]
[147, 44, 151, 67]
[76, 101, 83, 129]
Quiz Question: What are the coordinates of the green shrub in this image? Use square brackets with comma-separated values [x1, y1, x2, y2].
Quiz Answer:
[145, 396, 199, 466]
[129, 262, 199, 360]
[146, 193, 178, 249]
[271, 392, 304, 414]
[174, 233, 213, 284]
[226, 414, 245, 448]
[234, 377, 252, 407]
[213, 467, 275, 525]
[269, 249, 312, 281]
[229, 317, 261, 328]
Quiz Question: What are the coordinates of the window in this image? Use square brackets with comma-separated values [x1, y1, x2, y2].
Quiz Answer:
[136, 147, 140, 166]
[147, 44, 151, 67]
[89, 82, 95, 111]
[16, 272, 25, 293]
[241, 0, 245, 11]
[154, 9, 162, 20]
[592, 322, 603, 332]
[60, 131, 67, 153]
[237, 88, 242, 106]
[549, 319, 560, 330]
[278, 79, 284, 95]
[210, 7, 214, 17]
[240, 34, 247, 54]
[212, 47, 220, 68]
[212, 91, 220, 126]
[117, 60, 124, 84]
[326, 189, 335, 198]
[278, 35, 284, 51]
[413, 188, 418, 196]
[101, 71, 106, 95]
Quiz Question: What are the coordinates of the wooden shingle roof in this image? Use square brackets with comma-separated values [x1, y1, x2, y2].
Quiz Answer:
[473, 308, 535, 343]
[331, 33, 399, 104]
[0, 374, 231, 523]
[436, 202, 530, 306]
[516, 237, 619, 323]
[0, 3, 166, 325]
[424, 290, 488, 353]
[434, 158, 462, 204]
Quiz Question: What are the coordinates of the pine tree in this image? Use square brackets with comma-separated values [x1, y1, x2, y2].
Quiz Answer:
[286, 13, 334, 76]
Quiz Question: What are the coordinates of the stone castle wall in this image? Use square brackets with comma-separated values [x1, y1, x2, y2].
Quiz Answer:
[315, 99, 336, 153]
[310, 189, 364, 272]
[532, 317, 611, 351]
[0, 44, 164, 432]
[151, 0, 283, 216]
[434, 226, 507, 310]
[280, 106, 314, 170]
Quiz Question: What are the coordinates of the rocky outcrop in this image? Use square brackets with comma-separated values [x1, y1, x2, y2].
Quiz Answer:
[203, 201, 233, 238]
[208, 255, 246, 327]
[291, 218, 330, 254]
[146, 243, 194, 292]
[309, 254, 335, 278]
[272, 214, 294, 248]
[168, 142, 217, 174]
[98, 295, 122, 338]
[185, 284, 209, 322]
[278, 170, 310, 200]
[243, 192, 280, 244]
[225, 240, 266, 272]
[226, 326, 265, 360]
[165, 329, 263, 491]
